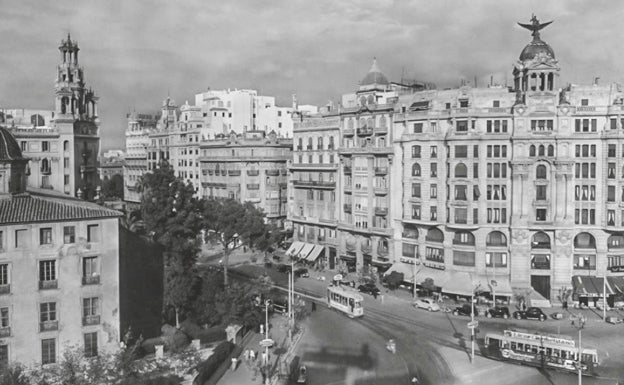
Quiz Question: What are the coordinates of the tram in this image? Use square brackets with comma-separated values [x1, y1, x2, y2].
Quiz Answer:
[327, 285, 364, 318]
[484, 329, 599, 375]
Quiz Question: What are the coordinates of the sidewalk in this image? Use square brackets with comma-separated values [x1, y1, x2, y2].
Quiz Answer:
[218, 313, 304, 385]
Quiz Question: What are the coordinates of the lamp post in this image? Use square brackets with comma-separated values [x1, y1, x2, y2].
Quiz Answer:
[603, 275, 606, 322]
[571, 313, 586, 385]
[264, 299, 270, 385]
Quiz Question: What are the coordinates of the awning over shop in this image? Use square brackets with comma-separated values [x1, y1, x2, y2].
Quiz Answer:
[572, 275, 615, 297]
[384, 262, 415, 282]
[297, 243, 315, 260]
[483, 272, 514, 297]
[285, 241, 304, 257]
[442, 271, 475, 296]
[608, 276, 624, 294]
[413, 266, 449, 287]
[306, 245, 325, 262]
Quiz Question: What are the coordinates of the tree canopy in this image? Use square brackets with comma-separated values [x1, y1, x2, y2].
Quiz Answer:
[100, 174, 124, 200]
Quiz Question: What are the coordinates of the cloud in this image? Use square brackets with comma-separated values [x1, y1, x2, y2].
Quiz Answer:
[1, 0, 624, 150]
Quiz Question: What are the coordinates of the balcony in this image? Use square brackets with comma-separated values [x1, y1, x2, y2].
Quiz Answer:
[361, 244, 372, 254]
[357, 127, 373, 136]
[266, 170, 280, 176]
[306, 145, 313, 150]
[374, 207, 388, 216]
[344, 203, 352, 213]
[374, 167, 388, 175]
[41, 168, 51, 175]
[82, 315, 101, 326]
[40, 184, 54, 190]
[373, 186, 388, 195]
[343, 128, 354, 136]
[39, 280, 58, 290]
[247, 170, 260, 176]
[292, 180, 336, 189]
[40, 320, 59, 332]
[0, 327, 10, 338]
[207, 170, 214, 175]
[247, 184, 260, 190]
[82, 275, 100, 285]
[228, 170, 241, 176]
[296, 146, 303, 151]
[344, 166, 352, 174]
[377, 248, 389, 257]
[375, 126, 388, 135]
[0, 285, 9, 295]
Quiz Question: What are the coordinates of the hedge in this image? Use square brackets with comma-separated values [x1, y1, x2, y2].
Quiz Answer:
[193, 341, 234, 385]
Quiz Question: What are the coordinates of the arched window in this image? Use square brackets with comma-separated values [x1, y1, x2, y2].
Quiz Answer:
[486, 231, 507, 247]
[379, 116, 387, 128]
[538, 145, 545, 156]
[453, 231, 475, 246]
[40, 158, 50, 173]
[30, 114, 44, 127]
[348, 119, 354, 130]
[529, 145, 536, 157]
[367, 117, 374, 129]
[412, 163, 421, 177]
[608, 235, 624, 250]
[360, 96, 367, 106]
[308, 137, 313, 149]
[367, 95, 375, 105]
[547, 145, 554, 157]
[574, 233, 596, 249]
[532, 232, 550, 249]
[455, 163, 468, 178]
[426, 228, 444, 243]
[63, 141, 69, 152]
[536, 165, 547, 179]
[318, 137, 324, 150]
[297, 138, 302, 149]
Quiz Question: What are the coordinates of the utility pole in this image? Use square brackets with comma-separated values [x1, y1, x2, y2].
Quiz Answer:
[603, 275, 606, 322]
[471, 292, 475, 363]
[265, 300, 270, 385]
[571, 313, 586, 385]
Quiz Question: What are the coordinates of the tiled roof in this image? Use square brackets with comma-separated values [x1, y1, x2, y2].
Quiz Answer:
[0, 194, 122, 224]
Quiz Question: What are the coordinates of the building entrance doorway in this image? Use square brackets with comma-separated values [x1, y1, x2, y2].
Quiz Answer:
[531, 275, 551, 300]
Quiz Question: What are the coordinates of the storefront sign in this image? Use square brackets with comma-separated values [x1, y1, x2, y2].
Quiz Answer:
[422, 261, 446, 270]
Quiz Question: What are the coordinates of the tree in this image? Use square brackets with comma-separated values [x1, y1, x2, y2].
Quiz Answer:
[101, 174, 124, 200]
[120, 209, 146, 235]
[200, 198, 274, 285]
[140, 163, 203, 326]
[0, 365, 30, 385]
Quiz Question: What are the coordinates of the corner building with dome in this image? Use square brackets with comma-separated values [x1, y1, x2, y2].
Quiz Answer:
[288, 17, 624, 305]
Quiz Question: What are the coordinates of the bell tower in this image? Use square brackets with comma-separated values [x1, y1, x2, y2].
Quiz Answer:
[52, 33, 100, 201]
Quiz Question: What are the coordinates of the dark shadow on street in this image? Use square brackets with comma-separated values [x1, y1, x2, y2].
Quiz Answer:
[301, 343, 376, 370]
[444, 312, 470, 360]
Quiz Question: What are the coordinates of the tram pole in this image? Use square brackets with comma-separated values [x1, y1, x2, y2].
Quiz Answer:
[571, 313, 585, 385]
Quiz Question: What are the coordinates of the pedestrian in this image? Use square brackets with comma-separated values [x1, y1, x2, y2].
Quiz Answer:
[380, 294, 384, 304]
[563, 300, 568, 310]
[244, 349, 250, 362]
[260, 324, 264, 335]
[312, 301, 317, 312]
[373, 291, 378, 300]
[250, 349, 256, 362]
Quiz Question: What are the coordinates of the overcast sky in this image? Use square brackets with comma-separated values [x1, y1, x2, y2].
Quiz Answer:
[1, 0, 622, 150]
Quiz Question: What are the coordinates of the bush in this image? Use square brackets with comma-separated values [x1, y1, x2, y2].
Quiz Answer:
[139, 375, 184, 385]
[193, 341, 234, 385]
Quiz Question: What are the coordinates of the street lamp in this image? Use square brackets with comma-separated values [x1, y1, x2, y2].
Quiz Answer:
[264, 299, 271, 385]
[470, 284, 482, 364]
[570, 313, 586, 385]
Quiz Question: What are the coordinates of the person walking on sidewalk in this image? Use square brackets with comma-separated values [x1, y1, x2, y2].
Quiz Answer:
[312, 301, 317, 312]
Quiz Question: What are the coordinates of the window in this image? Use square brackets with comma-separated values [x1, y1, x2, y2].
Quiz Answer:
[453, 250, 475, 266]
[608, 186, 616, 202]
[62, 226, 75, 244]
[0, 308, 9, 329]
[411, 183, 421, 198]
[39, 260, 57, 289]
[530, 119, 554, 131]
[40, 302, 57, 323]
[430, 163, 437, 177]
[84, 332, 98, 358]
[413, 123, 423, 133]
[412, 145, 421, 158]
[536, 165, 547, 179]
[0, 345, 7, 367]
[0, 231, 3, 251]
[456, 120, 468, 132]
[487, 208, 507, 224]
[14, 229, 28, 248]
[487, 162, 507, 178]
[42, 141, 49, 152]
[454, 185, 467, 200]
[21, 142, 27, 152]
[412, 205, 421, 220]
[454, 207, 467, 224]
[454, 163, 467, 178]
[455, 145, 468, 158]
[608, 210, 616, 226]
[574, 118, 597, 132]
[430, 206, 437, 221]
[430, 146, 437, 158]
[430, 184, 437, 199]
[425, 247, 444, 262]
[486, 231, 507, 247]
[536, 185, 547, 200]
[0, 264, 8, 289]
[536, 209, 547, 221]
[82, 256, 99, 285]
[581, 99, 589, 106]
[531, 254, 550, 269]
[42, 339, 56, 365]
[608, 144, 616, 157]
[36, 228, 51, 246]
[574, 254, 596, 270]
[608, 163, 616, 179]
[87, 225, 100, 242]
[83, 297, 99, 322]
[459, 100, 469, 108]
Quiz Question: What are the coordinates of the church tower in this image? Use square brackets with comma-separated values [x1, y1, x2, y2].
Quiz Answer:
[52, 34, 100, 200]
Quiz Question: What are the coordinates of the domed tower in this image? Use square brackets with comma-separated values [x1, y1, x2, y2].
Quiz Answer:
[52, 33, 100, 201]
[513, 15, 560, 102]
[357, 58, 391, 106]
[0, 127, 29, 196]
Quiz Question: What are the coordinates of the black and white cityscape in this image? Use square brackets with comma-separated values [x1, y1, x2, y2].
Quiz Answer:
[1, 2, 624, 385]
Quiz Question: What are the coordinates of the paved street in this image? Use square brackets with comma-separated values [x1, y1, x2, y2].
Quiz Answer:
[215, 252, 624, 385]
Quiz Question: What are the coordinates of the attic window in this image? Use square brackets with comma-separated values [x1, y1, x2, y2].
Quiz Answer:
[409, 101, 429, 111]
[581, 99, 589, 106]
[459, 100, 469, 108]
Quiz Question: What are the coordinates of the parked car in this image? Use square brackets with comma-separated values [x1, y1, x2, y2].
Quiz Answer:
[296, 365, 307, 384]
[357, 283, 381, 296]
[513, 307, 547, 321]
[294, 268, 309, 278]
[486, 306, 510, 319]
[453, 303, 478, 317]
[414, 298, 441, 312]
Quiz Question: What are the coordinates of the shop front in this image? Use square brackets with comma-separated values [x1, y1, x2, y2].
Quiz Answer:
[572, 275, 615, 308]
